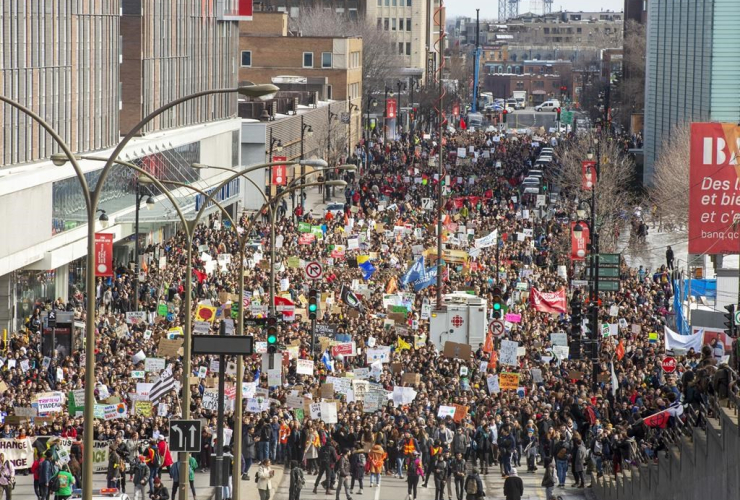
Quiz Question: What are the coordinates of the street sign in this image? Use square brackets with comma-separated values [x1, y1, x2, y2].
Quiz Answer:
[661, 357, 677, 373]
[169, 419, 202, 453]
[489, 320, 505, 338]
[421, 198, 433, 210]
[561, 111, 574, 125]
[734, 309, 740, 326]
[192, 335, 254, 355]
[47, 311, 57, 328]
[305, 261, 323, 280]
[244, 318, 268, 327]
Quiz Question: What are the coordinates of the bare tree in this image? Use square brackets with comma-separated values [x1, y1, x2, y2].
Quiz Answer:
[649, 122, 691, 232]
[555, 134, 637, 252]
[290, 8, 402, 100]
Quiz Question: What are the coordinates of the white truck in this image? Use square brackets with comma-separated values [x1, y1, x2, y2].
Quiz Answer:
[512, 91, 527, 109]
[429, 292, 488, 350]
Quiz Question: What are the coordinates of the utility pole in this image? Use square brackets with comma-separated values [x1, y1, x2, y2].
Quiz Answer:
[471, 9, 481, 113]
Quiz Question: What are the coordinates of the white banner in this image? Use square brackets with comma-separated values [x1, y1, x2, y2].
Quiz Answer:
[475, 230, 498, 249]
[0, 438, 34, 470]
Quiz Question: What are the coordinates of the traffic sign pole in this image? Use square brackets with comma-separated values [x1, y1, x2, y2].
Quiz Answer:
[305, 261, 323, 280]
[169, 420, 202, 453]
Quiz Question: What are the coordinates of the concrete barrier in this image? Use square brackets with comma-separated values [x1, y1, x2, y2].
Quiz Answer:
[594, 405, 740, 500]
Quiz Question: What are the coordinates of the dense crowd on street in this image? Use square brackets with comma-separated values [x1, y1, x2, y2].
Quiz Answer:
[2, 124, 732, 500]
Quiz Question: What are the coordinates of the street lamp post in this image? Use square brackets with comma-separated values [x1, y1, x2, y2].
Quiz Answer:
[6, 83, 279, 500]
[396, 81, 406, 134]
[132, 180, 155, 312]
[348, 103, 359, 161]
[326, 109, 338, 202]
[267, 130, 283, 197]
[300, 117, 313, 210]
[364, 92, 378, 174]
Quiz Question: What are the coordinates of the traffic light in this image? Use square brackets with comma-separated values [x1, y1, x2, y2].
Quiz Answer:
[569, 340, 582, 360]
[570, 296, 583, 334]
[556, 107, 561, 121]
[266, 316, 278, 354]
[724, 304, 736, 337]
[308, 289, 319, 320]
[502, 110, 508, 123]
[491, 287, 505, 319]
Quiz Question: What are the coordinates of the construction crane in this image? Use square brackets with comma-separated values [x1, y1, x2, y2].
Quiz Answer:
[498, 0, 519, 21]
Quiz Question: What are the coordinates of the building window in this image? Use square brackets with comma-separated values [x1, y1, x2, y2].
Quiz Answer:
[406, 42, 411, 55]
[385, 0, 389, 5]
[327, 85, 333, 99]
[240, 51, 252, 67]
[407, 18, 412, 31]
[392, 18, 396, 30]
[378, 0, 382, 4]
[378, 18, 382, 29]
[384, 18, 389, 30]
[322, 52, 333, 68]
[398, 42, 403, 55]
[407, 0, 411, 5]
[392, 0, 397, 5]
[303, 52, 314, 68]
[399, 19, 404, 30]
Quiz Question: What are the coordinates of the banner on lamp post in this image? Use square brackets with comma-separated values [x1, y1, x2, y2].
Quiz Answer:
[452, 103, 460, 117]
[272, 156, 287, 185]
[570, 221, 590, 261]
[688, 123, 740, 254]
[94, 234, 114, 277]
[582, 161, 596, 191]
[386, 98, 397, 119]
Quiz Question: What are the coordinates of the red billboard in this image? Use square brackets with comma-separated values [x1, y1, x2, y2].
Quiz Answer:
[582, 161, 596, 190]
[386, 98, 397, 119]
[689, 123, 740, 254]
[570, 221, 590, 261]
[94, 233, 114, 277]
[272, 156, 287, 185]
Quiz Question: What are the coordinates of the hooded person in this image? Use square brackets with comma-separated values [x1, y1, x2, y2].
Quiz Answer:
[503, 468, 524, 500]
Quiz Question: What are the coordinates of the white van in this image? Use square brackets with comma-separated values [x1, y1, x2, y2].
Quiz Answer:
[535, 100, 561, 112]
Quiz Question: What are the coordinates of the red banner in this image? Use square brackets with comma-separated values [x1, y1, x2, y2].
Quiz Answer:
[94, 233, 114, 277]
[238, 0, 253, 17]
[452, 103, 460, 116]
[570, 221, 590, 261]
[529, 288, 567, 314]
[582, 161, 596, 190]
[386, 98, 397, 119]
[272, 156, 287, 185]
[689, 123, 740, 254]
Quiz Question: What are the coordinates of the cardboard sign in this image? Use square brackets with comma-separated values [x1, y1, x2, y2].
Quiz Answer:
[442, 341, 472, 360]
[499, 372, 520, 391]
[158, 338, 183, 358]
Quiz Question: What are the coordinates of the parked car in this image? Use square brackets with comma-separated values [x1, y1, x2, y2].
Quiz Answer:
[324, 202, 346, 217]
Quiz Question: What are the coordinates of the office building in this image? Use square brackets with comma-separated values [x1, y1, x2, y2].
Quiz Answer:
[643, 0, 740, 185]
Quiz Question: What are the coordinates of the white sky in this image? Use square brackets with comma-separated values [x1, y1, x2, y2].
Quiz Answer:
[445, 0, 624, 20]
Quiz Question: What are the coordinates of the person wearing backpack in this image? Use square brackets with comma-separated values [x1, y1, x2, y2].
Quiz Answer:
[169, 453, 197, 500]
[498, 428, 515, 477]
[406, 451, 423, 500]
[450, 452, 467, 500]
[463, 468, 484, 500]
[288, 461, 305, 500]
[334, 449, 353, 500]
[51, 464, 75, 500]
[473, 423, 491, 475]
[0, 453, 15, 500]
[553, 432, 570, 488]
[131, 456, 150, 500]
[157, 436, 174, 471]
[144, 440, 161, 494]
[313, 441, 338, 495]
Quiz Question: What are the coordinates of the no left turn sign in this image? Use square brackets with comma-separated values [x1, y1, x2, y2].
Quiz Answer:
[489, 319, 504, 338]
[305, 261, 323, 280]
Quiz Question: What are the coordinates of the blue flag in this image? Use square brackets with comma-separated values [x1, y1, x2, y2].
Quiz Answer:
[359, 260, 376, 281]
[413, 266, 438, 292]
[401, 256, 426, 287]
[321, 351, 334, 372]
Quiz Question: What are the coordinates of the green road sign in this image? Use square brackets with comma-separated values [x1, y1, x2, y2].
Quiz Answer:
[598, 253, 620, 267]
[561, 111, 574, 125]
[599, 281, 620, 292]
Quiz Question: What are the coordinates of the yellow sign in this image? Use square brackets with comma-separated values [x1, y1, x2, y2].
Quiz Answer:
[499, 372, 520, 391]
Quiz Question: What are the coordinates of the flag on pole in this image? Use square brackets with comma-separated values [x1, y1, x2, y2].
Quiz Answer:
[401, 256, 426, 287]
[610, 361, 618, 397]
[149, 365, 176, 403]
[340, 285, 363, 311]
[616, 340, 625, 361]
[359, 260, 376, 281]
[397, 336, 412, 351]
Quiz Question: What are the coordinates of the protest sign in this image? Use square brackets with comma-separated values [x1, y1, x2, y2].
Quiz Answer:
[499, 372, 520, 391]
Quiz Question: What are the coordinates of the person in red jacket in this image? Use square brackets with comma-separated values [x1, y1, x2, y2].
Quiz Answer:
[157, 436, 174, 470]
[31, 454, 44, 499]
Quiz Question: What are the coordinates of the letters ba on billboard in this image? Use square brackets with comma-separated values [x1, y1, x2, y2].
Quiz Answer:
[689, 123, 740, 254]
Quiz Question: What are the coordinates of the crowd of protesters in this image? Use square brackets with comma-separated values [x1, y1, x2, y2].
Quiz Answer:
[1, 125, 732, 500]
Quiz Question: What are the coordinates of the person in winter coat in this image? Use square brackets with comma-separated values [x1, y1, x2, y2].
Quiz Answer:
[367, 442, 386, 488]
[150, 478, 169, 500]
[524, 430, 539, 472]
[503, 468, 524, 500]
[473, 423, 492, 474]
[572, 438, 587, 488]
[107, 446, 122, 489]
[463, 468, 485, 500]
[450, 452, 467, 500]
[256, 460, 275, 500]
[349, 445, 366, 495]
[541, 462, 556, 500]
[431, 453, 448, 500]
[313, 441, 338, 495]
[498, 428, 515, 477]
[334, 450, 353, 500]
[131, 456, 150, 500]
[31, 454, 44, 500]
[303, 425, 321, 476]
[406, 451, 424, 500]
[39, 451, 56, 500]
[157, 436, 174, 470]
[451, 428, 469, 457]
[288, 461, 305, 500]
[242, 427, 257, 480]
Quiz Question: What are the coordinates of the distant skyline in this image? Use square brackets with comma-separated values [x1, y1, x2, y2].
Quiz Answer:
[445, 0, 625, 20]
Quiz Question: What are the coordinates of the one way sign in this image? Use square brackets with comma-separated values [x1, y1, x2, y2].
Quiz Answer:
[169, 419, 202, 453]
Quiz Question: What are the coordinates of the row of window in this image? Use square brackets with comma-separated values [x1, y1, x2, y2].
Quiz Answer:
[377, 0, 412, 6]
[378, 17, 413, 31]
[398, 42, 412, 56]
[241, 50, 333, 69]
